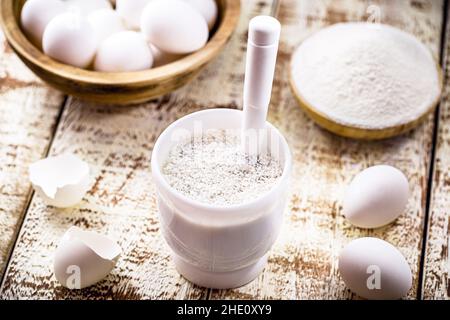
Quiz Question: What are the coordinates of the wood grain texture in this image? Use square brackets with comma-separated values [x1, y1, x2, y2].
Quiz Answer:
[0, 0, 273, 299]
[422, 2, 450, 301]
[209, 0, 444, 300]
[0, 30, 64, 276]
[0, 0, 240, 104]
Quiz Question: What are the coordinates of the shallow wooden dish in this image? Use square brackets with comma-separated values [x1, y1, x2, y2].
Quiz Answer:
[289, 50, 443, 141]
[0, 0, 240, 104]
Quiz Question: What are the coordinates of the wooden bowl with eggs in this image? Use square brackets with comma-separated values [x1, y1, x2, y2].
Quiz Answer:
[0, 0, 240, 104]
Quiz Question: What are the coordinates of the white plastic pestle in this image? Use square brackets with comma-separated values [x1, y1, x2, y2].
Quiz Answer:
[242, 15, 281, 156]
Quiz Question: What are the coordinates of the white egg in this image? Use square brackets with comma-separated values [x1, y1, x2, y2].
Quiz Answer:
[64, 0, 112, 16]
[141, 0, 209, 54]
[184, 0, 218, 30]
[29, 153, 90, 208]
[339, 237, 412, 300]
[88, 8, 125, 44]
[43, 12, 97, 68]
[54, 226, 121, 289]
[20, 0, 66, 49]
[94, 31, 153, 72]
[343, 165, 409, 228]
[149, 44, 183, 67]
[116, 0, 151, 30]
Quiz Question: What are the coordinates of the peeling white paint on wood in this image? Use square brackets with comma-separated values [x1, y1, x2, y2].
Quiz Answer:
[0, 29, 64, 275]
[422, 2, 450, 300]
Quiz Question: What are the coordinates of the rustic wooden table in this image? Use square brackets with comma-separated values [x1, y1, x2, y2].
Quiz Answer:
[0, 0, 448, 300]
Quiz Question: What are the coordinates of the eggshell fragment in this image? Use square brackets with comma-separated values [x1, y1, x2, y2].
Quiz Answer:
[54, 226, 121, 289]
[20, 0, 66, 49]
[149, 44, 183, 67]
[184, 0, 218, 30]
[29, 153, 90, 208]
[343, 165, 409, 228]
[43, 12, 97, 68]
[88, 8, 126, 44]
[94, 31, 153, 72]
[116, 0, 151, 30]
[339, 237, 412, 300]
[65, 0, 112, 16]
[141, 0, 209, 54]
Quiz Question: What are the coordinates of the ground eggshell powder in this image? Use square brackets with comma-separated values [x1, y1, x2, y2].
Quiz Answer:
[291, 23, 441, 129]
[162, 130, 283, 206]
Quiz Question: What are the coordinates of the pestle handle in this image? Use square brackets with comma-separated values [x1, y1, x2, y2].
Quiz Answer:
[242, 16, 281, 155]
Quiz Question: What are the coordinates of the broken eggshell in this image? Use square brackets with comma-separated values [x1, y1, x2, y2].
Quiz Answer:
[54, 226, 121, 289]
[29, 153, 90, 208]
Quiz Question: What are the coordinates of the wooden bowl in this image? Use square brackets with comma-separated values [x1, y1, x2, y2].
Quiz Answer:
[289, 38, 443, 140]
[0, 0, 240, 104]
[289, 65, 443, 140]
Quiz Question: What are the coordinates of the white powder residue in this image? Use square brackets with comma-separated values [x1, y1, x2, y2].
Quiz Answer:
[162, 130, 283, 206]
[291, 23, 441, 129]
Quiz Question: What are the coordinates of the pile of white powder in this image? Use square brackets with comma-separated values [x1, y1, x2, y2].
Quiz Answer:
[162, 130, 283, 206]
[291, 23, 441, 129]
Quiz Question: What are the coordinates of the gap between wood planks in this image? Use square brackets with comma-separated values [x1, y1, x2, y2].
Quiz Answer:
[0, 95, 68, 287]
[417, 0, 449, 300]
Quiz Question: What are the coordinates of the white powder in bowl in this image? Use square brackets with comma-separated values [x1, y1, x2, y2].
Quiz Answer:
[162, 129, 283, 206]
[291, 23, 441, 129]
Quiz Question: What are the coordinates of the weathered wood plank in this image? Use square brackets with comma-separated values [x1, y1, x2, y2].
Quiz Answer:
[0, 0, 274, 299]
[0, 30, 64, 277]
[210, 0, 444, 300]
[422, 2, 450, 301]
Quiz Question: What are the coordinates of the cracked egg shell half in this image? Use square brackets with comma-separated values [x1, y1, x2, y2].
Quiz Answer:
[54, 226, 121, 289]
[29, 153, 90, 208]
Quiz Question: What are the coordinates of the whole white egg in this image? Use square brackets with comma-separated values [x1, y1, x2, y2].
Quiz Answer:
[116, 0, 151, 30]
[343, 165, 409, 228]
[20, 0, 67, 49]
[339, 237, 412, 300]
[141, 0, 209, 54]
[43, 12, 97, 68]
[64, 0, 112, 16]
[94, 31, 153, 72]
[184, 0, 218, 30]
[88, 8, 125, 44]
